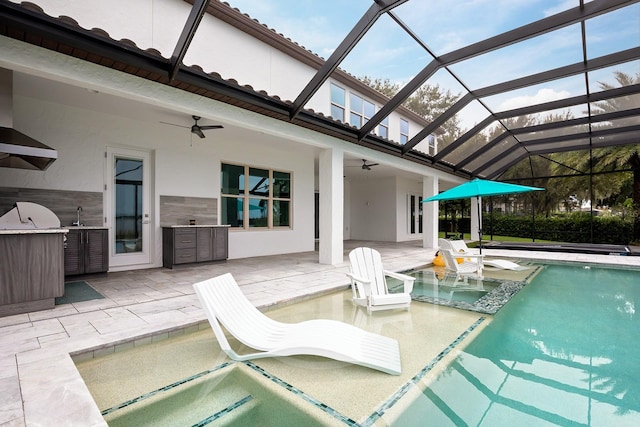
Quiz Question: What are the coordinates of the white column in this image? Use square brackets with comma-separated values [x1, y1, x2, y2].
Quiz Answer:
[471, 196, 481, 242]
[318, 148, 343, 265]
[422, 176, 438, 249]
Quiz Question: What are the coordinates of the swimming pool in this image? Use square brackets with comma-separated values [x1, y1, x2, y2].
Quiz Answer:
[76, 261, 639, 426]
[393, 262, 640, 426]
[391, 265, 534, 314]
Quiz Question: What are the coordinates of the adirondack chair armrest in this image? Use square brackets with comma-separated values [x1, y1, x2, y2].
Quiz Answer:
[383, 270, 415, 293]
[346, 272, 372, 301]
[345, 272, 371, 284]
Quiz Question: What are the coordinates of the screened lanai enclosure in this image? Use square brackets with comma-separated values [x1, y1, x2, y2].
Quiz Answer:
[224, 0, 640, 245]
[2, 0, 639, 244]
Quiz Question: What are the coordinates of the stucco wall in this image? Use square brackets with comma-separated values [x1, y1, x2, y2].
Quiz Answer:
[348, 177, 397, 242]
[1, 71, 316, 265]
[19, 0, 427, 144]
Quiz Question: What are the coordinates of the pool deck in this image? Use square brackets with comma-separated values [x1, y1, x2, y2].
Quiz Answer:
[2, 240, 640, 426]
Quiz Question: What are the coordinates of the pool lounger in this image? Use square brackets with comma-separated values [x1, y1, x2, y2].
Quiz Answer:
[443, 239, 529, 271]
[193, 273, 402, 375]
[483, 259, 529, 271]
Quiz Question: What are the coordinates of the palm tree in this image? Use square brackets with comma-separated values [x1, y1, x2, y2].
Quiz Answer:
[589, 71, 640, 242]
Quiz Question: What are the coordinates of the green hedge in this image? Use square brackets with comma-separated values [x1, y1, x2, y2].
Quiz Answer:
[482, 213, 633, 244]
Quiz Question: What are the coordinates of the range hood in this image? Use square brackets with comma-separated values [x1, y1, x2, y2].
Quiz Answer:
[0, 68, 58, 171]
[0, 127, 58, 171]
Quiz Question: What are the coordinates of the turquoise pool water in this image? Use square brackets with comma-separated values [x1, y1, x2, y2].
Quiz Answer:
[404, 268, 500, 304]
[394, 263, 640, 426]
[391, 266, 527, 314]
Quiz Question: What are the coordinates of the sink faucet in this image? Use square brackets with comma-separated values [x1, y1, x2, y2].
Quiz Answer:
[72, 206, 82, 226]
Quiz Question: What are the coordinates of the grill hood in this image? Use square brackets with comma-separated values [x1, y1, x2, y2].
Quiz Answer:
[0, 127, 58, 171]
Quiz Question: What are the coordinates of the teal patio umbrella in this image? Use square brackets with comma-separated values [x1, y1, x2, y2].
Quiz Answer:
[423, 178, 544, 252]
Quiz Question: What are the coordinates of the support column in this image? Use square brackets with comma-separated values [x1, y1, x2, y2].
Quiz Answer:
[423, 176, 438, 249]
[318, 148, 343, 265]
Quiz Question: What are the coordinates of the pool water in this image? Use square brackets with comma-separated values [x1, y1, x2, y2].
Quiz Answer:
[403, 269, 501, 304]
[394, 263, 640, 426]
[389, 266, 526, 314]
[103, 363, 333, 426]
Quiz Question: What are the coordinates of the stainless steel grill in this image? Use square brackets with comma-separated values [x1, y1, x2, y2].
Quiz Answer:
[0, 202, 61, 229]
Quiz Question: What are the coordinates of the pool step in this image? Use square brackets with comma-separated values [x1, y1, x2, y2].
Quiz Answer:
[102, 363, 339, 426]
[103, 367, 256, 426]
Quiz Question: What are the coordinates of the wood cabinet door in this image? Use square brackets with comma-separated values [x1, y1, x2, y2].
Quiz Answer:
[196, 228, 213, 262]
[84, 229, 108, 274]
[64, 229, 82, 276]
[213, 227, 228, 260]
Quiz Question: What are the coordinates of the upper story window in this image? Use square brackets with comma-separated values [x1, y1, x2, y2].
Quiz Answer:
[378, 116, 389, 139]
[349, 93, 375, 128]
[330, 84, 346, 122]
[221, 163, 291, 229]
[427, 134, 437, 155]
[400, 119, 409, 145]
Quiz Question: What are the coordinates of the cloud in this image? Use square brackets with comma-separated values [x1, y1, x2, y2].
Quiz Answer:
[543, 0, 576, 17]
[498, 88, 571, 111]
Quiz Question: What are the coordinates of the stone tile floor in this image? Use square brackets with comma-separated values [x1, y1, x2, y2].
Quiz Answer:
[1, 240, 639, 426]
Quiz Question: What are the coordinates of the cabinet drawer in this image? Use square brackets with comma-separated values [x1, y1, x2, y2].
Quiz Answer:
[174, 248, 196, 264]
[174, 229, 196, 248]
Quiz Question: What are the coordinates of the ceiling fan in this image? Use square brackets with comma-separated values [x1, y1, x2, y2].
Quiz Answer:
[160, 115, 224, 138]
[360, 159, 379, 170]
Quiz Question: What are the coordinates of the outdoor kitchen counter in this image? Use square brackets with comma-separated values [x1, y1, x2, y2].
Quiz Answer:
[161, 224, 230, 227]
[0, 228, 66, 317]
[0, 228, 69, 234]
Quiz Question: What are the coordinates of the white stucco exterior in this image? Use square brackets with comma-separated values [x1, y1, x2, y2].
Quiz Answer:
[0, 0, 465, 271]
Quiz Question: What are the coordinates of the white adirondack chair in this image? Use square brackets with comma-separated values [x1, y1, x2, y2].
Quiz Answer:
[346, 247, 414, 313]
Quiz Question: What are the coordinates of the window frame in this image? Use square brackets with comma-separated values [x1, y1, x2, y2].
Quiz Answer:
[349, 92, 375, 129]
[400, 118, 409, 145]
[427, 134, 437, 156]
[330, 83, 346, 122]
[221, 163, 292, 230]
[378, 116, 389, 139]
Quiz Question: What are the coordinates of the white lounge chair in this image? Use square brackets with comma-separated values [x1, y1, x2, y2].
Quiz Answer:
[193, 273, 402, 375]
[447, 239, 528, 271]
[346, 247, 414, 313]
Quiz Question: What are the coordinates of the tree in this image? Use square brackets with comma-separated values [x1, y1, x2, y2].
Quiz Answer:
[404, 84, 462, 143]
[361, 76, 462, 143]
[580, 71, 640, 241]
[360, 77, 400, 98]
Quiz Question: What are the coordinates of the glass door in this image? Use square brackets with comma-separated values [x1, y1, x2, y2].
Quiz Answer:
[107, 147, 151, 267]
[408, 194, 423, 235]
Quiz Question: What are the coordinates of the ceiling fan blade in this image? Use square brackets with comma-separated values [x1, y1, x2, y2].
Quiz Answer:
[159, 121, 189, 129]
[191, 126, 206, 138]
[199, 125, 224, 130]
[369, 163, 379, 167]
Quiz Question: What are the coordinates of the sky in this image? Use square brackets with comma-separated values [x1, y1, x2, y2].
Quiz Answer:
[224, 0, 639, 130]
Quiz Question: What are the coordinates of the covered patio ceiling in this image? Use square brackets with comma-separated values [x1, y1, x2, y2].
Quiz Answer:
[1, 0, 639, 181]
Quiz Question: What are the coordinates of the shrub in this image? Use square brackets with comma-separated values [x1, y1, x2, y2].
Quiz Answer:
[482, 212, 633, 244]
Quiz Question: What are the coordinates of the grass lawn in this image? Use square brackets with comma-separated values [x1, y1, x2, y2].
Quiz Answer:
[438, 232, 555, 245]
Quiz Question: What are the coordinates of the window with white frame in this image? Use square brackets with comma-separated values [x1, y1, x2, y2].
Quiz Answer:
[427, 134, 437, 155]
[400, 119, 409, 145]
[330, 83, 346, 122]
[349, 93, 375, 128]
[221, 163, 291, 229]
[378, 116, 389, 139]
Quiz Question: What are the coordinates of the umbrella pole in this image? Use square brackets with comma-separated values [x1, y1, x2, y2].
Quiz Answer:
[477, 196, 482, 254]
